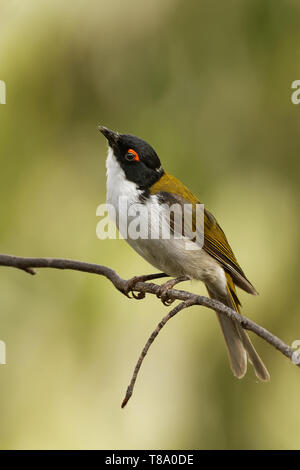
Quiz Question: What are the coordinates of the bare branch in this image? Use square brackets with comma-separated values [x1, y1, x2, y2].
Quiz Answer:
[0, 253, 299, 406]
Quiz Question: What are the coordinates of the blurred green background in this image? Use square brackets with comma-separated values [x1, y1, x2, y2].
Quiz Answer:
[0, 0, 300, 450]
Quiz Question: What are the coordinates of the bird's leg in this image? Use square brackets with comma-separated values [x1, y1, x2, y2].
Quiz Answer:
[123, 273, 169, 300]
[157, 275, 191, 306]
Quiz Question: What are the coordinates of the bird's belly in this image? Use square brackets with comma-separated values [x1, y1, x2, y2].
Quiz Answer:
[126, 237, 186, 277]
[126, 236, 226, 291]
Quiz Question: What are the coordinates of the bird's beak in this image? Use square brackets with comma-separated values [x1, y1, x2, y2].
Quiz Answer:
[98, 126, 119, 146]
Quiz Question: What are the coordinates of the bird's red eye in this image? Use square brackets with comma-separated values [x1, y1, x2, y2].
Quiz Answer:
[126, 149, 140, 162]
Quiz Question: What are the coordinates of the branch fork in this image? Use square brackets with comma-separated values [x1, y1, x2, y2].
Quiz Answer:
[0, 254, 298, 407]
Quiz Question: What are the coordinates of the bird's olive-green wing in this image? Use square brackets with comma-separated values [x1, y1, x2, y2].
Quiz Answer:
[150, 172, 257, 294]
[203, 209, 257, 294]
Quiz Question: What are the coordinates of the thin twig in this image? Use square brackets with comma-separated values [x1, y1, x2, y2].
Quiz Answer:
[121, 298, 197, 408]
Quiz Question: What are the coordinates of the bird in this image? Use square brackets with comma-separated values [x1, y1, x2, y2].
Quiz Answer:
[99, 125, 270, 381]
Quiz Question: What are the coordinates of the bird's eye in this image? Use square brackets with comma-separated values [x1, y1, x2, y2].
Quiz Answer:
[126, 149, 140, 162]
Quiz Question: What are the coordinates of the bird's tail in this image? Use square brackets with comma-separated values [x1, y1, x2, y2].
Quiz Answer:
[206, 273, 270, 381]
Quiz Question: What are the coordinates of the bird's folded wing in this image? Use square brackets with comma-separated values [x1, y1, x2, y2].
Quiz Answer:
[150, 172, 257, 295]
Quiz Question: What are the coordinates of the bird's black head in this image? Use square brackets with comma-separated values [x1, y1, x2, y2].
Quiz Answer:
[99, 126, 164, 190]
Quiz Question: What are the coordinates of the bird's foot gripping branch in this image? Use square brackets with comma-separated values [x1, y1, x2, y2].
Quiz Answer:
[0, 253, 299, 407]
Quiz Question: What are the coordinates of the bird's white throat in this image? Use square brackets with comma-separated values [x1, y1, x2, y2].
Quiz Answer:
[106, 147, 142, 211]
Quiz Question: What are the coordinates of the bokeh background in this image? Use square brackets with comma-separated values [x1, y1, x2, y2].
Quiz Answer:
[0, 0, 300, 450]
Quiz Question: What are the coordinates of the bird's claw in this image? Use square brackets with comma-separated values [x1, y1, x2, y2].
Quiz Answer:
[156, 284, 176, 306]
[121, 273, 169, 300]
[122, 276, 146, 300]
[156, 275, 191, 306]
